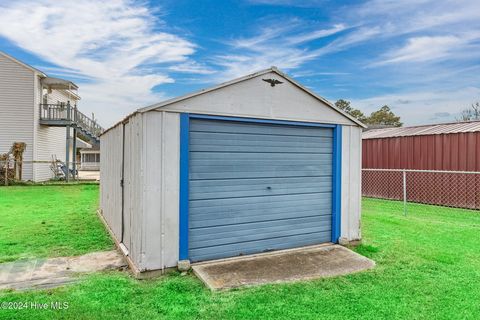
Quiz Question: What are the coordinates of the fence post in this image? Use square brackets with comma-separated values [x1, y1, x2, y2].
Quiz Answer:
[66, 101, 71, 121]
[66, 125, 71, 182]
[403, 169, 407, 216]
[4, 160, 8, 186]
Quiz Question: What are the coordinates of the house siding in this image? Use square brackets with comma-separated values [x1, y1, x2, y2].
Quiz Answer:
[0, 54, 35, 180]
[34, 89, 74, 181]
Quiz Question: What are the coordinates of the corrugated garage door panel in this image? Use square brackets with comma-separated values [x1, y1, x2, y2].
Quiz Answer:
[188, 119, 333, 262]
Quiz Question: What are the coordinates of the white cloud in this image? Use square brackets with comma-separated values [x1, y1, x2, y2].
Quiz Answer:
[168, 62, 215, 75]
[309, 26, 382, 57]
[0, 0, 199, 127]
[374, 36, 465, 65]
[212, 22, 353, 80]
[348, 0, 480, 59]
[246, 0, 327, 7]
[1, 0, 479, 127]
[285, 24, 347, 45]
[222, 0, 480, 82]
[232, 24, 298, 48]
[352, 0, 480, 31]
[291, 70, 350, 77]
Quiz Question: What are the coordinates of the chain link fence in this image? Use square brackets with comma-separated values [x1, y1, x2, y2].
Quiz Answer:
[362, 168, 480, 215]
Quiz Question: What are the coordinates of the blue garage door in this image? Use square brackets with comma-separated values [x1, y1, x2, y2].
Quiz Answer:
[188, 118, 333, 262]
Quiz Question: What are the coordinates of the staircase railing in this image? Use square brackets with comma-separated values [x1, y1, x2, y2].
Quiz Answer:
[39, 102, 104, 138]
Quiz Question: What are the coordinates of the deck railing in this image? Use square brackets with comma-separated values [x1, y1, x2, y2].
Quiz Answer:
[39, 102, 104, 138]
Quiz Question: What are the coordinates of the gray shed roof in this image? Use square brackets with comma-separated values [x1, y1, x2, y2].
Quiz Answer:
[103, 67, 366, 135]
[140, 67, 366, 128]
[363, 120, 480, 139]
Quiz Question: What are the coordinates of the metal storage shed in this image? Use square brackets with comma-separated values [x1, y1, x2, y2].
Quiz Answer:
[362, 121, 480, 210]
[363, 121, 480, 171]
[100, 67, 365, 275]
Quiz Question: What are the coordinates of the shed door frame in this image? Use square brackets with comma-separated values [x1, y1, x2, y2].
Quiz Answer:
[179, 113, 342, 261]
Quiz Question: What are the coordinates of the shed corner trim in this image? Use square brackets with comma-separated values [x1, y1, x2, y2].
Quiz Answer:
[179, 113, 190, 260]
[332, 124, 342, 243]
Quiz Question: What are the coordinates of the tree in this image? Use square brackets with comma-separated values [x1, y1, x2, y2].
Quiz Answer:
[457, 102, 480, 121]
[335, 99, 367, 122]
[334, 100, 402, 127]
[365, 105, 402, 127]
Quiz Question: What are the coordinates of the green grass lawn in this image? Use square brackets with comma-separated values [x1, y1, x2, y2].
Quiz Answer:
[0, 185, 113, 263]
[1, 191, 480, 319]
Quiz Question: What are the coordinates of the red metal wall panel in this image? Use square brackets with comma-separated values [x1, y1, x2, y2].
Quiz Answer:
[362, 132, 480, 210]
[362, 132, 480, 171]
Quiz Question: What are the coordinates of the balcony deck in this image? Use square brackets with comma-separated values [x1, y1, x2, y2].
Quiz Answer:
[39, 103, 104, 140]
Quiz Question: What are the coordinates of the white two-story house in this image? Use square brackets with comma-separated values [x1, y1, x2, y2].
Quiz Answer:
[0, 51, 103, 181]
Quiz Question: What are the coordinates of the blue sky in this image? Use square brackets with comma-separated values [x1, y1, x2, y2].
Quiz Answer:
[0, 0, 479, 127]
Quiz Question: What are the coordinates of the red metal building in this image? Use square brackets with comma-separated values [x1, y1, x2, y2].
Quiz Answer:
[362, 120, 480, 209]
[362, 121, 480, 171]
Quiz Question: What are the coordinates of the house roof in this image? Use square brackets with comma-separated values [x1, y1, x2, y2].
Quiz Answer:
[0, 50, 79, 92]
[41, 76, 78, 90]
[0, 50, 46, 76]
[140, 67, 366, 128]
[76, 138, 92, 149]
[363, 120, 480, 139]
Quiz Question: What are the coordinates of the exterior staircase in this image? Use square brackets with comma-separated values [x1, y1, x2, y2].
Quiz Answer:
[39, 102, 103, 144]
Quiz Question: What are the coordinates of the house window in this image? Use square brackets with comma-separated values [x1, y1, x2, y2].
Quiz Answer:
[84, 154, 99, 163]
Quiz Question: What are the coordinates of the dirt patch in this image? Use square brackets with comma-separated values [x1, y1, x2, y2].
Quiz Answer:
[0, 250, 126, 290]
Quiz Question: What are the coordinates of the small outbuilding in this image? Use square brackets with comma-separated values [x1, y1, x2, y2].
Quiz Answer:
[362, 121, 480, 209]
[100, 67, 365, 275]
[363, 121, 480, 171]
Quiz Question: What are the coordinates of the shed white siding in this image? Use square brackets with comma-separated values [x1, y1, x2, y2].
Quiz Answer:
[160, 71, 357, 126]
[341, 126, 362, 241]
[100, 69, 363, 272]
[100, 124, 124, 240]
[0, 53, 35, 180]
[101, 111, 180, 271]
[141, 111, 180, 270]
[122, 114, 145, 269]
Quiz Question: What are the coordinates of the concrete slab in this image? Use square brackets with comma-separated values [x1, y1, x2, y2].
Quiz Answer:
[0, 250, 126, 291]
[192, 244, 375, 290]
[78, 170, 100, 181]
